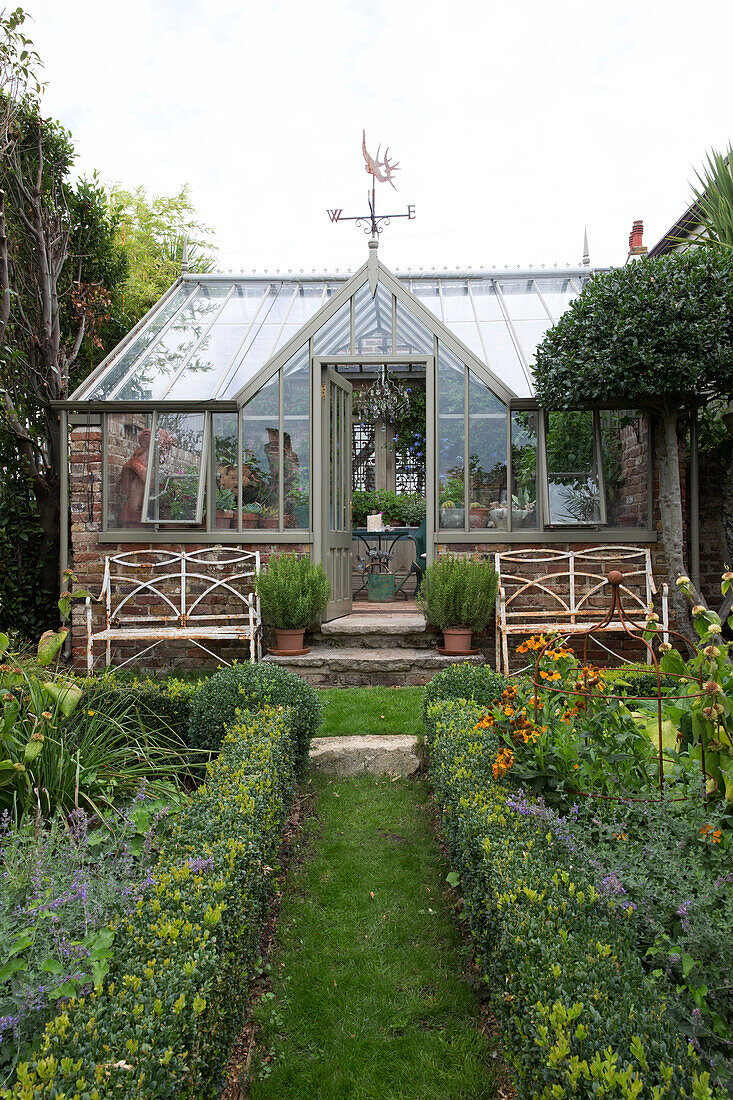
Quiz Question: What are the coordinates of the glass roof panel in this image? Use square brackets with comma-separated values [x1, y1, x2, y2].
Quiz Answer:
[469, 282, 503, 321]
[395, 299, 433, 354]
[498, 280, 548, 320]
[83, 286, 193, 399]
[410, 280, 442, 322]
[535, 277, 582, 320]
[440, 281, 474, 322]
[313, 299, 351, 356]
[446, 321, 484, 359]
[75, 267, 594, 406]
[512, 318, 555, 366]
[479, 320, 532, 398]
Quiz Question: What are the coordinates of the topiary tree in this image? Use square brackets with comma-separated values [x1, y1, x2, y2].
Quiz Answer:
[534, 247, 733, 637]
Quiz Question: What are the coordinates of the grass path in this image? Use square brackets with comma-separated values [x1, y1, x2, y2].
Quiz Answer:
[317, 686, 425, 738]
[247, 775, 501, 1099]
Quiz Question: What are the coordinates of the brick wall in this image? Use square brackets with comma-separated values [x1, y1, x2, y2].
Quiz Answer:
[69, 425, 309, 672]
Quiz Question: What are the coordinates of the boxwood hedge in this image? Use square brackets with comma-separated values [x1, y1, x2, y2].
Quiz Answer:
[3, 706, 296, 1099]
[422, 663, 508, 733]
[187, 662, 321, 777]
[426, 699, 720, 1100]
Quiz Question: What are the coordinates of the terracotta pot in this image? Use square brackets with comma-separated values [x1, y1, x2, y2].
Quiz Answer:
[215, 509, 234, 529]
[442, 627, 474, 654]
[469, 506, 489, 529]
[242, 512, 259, 529]
[259, 516, 279, 529]
[273, 628, 305, 653]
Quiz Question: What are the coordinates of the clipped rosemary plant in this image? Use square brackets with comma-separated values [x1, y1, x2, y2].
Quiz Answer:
[254, 552, 331, 630]
[417, 555, 498, 632]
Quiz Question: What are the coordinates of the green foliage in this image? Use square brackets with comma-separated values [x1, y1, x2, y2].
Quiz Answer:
[109, 184, 217, 320]
[77, 674, 199, 745]
[2, 707, 296, 1099]
[534, 248, 733, 412]
[255, 552, 330, 631]
[0, 448, 56, 640]
[0, 656, 193, 821]
[687, 145, 733, 249]
[422, 663, 508, 731]
[187, 662, 321, 777]
[351, 490, 426, 527]
[426, 701, 717, 1098]
[416, 555, 498, 632]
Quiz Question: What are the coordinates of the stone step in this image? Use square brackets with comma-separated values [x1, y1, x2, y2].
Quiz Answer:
[263, 645, 485, 687]
[309, 734, 421, 777]
[312, 612, 436, 649]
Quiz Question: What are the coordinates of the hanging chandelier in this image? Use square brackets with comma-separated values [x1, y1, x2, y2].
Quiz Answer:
[354, 365, 410, 428]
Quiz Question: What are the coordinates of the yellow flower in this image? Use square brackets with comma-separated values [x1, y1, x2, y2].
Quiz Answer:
[88, 709, 96, 716]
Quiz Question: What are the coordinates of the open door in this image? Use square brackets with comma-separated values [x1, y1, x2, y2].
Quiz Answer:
[321, 365, 353, 621]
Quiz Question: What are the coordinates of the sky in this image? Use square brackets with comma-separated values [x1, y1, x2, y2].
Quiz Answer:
[21, 0, 733, 276]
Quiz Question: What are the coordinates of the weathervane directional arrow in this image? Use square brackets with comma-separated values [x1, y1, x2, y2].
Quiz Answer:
[327, 130, 415, 241]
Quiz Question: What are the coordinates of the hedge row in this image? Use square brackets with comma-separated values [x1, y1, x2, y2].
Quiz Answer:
[3, 706, 297, 1100]
[426, 699, 719, 1100]
[421, 662, 507, 731]
[79, 663, 321, 778]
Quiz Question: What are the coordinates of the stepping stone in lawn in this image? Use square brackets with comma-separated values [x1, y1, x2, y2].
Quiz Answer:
[309, 734, 420, 778]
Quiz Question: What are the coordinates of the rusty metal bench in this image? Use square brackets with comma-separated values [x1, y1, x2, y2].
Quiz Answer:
[85, 547, 261, 673]
[493, 546, 669, 675]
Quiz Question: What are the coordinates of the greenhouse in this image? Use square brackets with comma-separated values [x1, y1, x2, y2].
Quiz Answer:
[60, 241, 655, 621]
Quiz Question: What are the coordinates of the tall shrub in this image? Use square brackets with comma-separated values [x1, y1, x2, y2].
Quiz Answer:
[417, 555, 497, 632]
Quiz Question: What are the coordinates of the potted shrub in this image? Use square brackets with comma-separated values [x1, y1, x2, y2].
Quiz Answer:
[259, 505, 279, 530]
[417, 555, 498, 655]
[215, 487, 236, 529]
[469, 500, 489, 528]
[242, 502, 262, 529]
[255, 552, 331, 653]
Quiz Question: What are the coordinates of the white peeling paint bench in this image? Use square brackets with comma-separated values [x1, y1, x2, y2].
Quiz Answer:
[494, 545, 669, 675]
[85, 547, 261, 673]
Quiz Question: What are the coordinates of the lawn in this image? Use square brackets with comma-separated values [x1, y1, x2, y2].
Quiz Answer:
[317, 686, 424, 738]
[246, 775, 501, 1099]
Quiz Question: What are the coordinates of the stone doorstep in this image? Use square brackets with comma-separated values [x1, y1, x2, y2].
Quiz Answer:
[309, 734, 421, 777]
[263, 646, 485, 672]
[319, 613, 427, 636]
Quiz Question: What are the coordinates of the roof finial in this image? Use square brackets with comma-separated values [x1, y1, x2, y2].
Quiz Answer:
[180, 234, 189, 276]
[582, 226, 590, 267]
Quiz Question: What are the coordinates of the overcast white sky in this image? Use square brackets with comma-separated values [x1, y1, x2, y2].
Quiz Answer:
[22, 0, 733, 275]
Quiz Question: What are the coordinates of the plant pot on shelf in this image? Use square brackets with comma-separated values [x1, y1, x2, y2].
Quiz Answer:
[469, 506, 489, 529]
[242, 512, 259, 529]
[259, 516, 279, 530]
[273, 627, 306, 653]
[215, 509, 234, 529]
[440, 507, 465, 529]
[441, 627, 474, 654]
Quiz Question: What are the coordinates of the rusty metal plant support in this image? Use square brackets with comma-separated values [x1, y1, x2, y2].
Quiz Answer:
[532, 569, 707, 803]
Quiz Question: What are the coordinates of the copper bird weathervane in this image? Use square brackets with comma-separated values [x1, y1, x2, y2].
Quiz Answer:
[327, 131, 415, 238]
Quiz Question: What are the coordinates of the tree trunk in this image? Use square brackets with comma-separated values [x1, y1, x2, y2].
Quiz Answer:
[655, 406, 695, 643]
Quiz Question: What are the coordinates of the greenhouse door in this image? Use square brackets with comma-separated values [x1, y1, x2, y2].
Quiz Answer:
[321, 366, 353, 621]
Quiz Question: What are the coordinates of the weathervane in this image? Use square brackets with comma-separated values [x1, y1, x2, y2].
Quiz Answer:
[327, 130, 415, 238]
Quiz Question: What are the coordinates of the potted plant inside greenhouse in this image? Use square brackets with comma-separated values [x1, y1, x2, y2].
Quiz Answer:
[215, 487, 236, 529]
[417, 555, 498, 655]
[469, 500, 489, 528]
[242, 502, 262, 529]
[259, 505, 279, 530]
[440, 475, 466, 528]
[255, 552, 331, 654]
